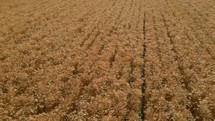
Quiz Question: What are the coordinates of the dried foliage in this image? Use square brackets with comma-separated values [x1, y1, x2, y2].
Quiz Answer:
[0, 0, 214, 120]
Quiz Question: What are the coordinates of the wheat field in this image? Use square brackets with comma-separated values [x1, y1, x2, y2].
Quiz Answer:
[0, 0, 215, 120]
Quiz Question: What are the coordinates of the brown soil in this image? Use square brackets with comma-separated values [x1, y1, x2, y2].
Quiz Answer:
[0, 0, 214, 120]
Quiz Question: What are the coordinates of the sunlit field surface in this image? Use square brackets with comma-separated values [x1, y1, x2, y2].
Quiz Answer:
[0, 0, 214, 120]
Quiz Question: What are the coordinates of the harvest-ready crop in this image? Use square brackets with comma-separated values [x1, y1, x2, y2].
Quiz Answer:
[0, 0, 214, 120]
